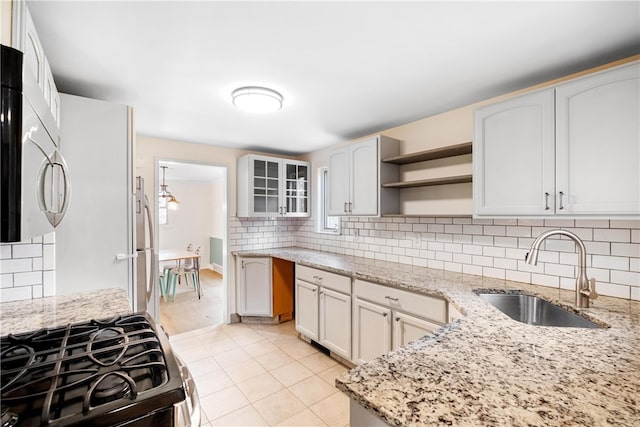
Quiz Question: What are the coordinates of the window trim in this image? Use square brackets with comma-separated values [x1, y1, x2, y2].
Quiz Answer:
[316, 166, 341, 235]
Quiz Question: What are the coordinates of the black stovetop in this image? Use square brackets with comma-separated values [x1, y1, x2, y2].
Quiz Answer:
[0, 313, 185, 426]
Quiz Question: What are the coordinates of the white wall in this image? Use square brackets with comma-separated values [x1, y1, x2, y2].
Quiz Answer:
[159, 180, 215, 266]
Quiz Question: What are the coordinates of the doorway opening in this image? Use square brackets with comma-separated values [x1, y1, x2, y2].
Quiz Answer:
[155, 159, 228, 335]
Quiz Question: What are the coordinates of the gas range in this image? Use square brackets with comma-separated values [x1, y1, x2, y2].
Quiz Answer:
[0, 313, 186, 427]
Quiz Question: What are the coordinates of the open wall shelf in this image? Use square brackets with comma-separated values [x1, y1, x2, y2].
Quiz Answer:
[381, 141, 472, 165]
[382, 174, 472, 189]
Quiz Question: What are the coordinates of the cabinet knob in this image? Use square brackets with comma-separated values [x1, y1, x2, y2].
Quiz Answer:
[382, 312, 388, 317]
[385, 296, 399, 302]
[395, 317, 401, 322]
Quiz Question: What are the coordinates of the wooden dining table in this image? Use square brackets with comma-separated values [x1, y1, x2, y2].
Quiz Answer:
[158, 250, 202, 299]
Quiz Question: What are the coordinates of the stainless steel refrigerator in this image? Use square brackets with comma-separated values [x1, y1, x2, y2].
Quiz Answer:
[56, 94, 157, 318]
[134, 177, 156, 316]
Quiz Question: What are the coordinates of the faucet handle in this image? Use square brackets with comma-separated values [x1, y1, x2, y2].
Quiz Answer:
[581, 278, 598, 300]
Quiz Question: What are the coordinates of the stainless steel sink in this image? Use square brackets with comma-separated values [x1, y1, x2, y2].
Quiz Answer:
[477, 293, 601, 328]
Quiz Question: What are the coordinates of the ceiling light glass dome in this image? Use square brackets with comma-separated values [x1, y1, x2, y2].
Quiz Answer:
[232, 86, 283, 113]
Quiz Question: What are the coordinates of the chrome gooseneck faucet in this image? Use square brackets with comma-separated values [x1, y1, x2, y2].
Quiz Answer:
[525, 229, 597, 308]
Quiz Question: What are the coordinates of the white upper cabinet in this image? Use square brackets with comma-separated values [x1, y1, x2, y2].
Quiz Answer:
[237, 154, 310, 218]
[327, 135, 400, 216]
[555, 63, 640, 215]
[474, 61, 640, 217]
[474, 89, 555, 215]
[12, 2, 61, 133]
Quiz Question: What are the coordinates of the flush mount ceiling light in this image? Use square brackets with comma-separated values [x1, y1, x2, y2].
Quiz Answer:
[232, 86, 283, 113]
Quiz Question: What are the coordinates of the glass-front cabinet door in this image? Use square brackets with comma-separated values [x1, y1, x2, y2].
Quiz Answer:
[283, 161, 309, 217]
[252, 157, 281, 215]
[238, 154, 311, 217]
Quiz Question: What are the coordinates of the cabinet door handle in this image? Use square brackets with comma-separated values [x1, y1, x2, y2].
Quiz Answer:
[385, 296, 399, 302]
[544, 192, 550, 210]
[558, 191, 565, 210]
[241, 260, 245, 269]
[344, 202, 348, 213]
[349, 202, 352, 213]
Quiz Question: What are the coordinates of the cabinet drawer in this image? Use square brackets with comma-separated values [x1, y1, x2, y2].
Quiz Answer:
[355, 279, 446, 323]
[296, 264, 351, 294]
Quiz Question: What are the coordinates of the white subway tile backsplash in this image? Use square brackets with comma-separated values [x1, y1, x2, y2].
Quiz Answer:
[1, 245, 11, 259]
[463, 264, 483, 276]
[517, 219, 544, 226]
[544, 239, 578, 253]
[544, 263, 576, 278]
[531, 274, 559, 288]
[494, 257, 518, 271]
[631, 287, 640, 301]
[632, 229, 640, 243]
[453, 253, 472, 264]
[444, 224, 463, 234]
[583, 241, 611, 255]
[43, 270, 55, 296]
[483, 246, 505, 258]
[32, 258, 43, 271]
[506, 226, 531, 237]
[1, 258, 32, 274]
[463, 225, 483, 235]
[506, 270, 530, 283]
[483, 226, 506, 236]
[472, 255, 493, 267]
[544, 219, 575, 227]
[591, 255, 629, 271]
[493, 219, 518, 226]
[0, 274, 14, 288]
[483, 267, 505, 280]
[1, 286, 33, 302]
[574, 219, 609, 228]
[631, 258, 640, 273]
[610, 220, 640, 229]
[536, 250, 560, 264]
[593, 229, 630, 243]
[494, 237, 518, 248]
[610, 271, 640, 287]
[452, 217, 472, 224]
[472, 235, 494, 246]
[586, 267, 610, 283]
[595, 283, 630, 299]
[610, 243, 640, 258]
[463, 245, 483, 255]
[444, 262, 462, 273]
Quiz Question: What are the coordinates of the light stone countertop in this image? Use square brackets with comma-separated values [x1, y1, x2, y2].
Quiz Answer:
[0, 288, 132, 336]
[234, 247, 640, 426]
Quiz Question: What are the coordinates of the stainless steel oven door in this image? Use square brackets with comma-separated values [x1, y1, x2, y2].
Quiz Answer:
[174, 355, 201, 427]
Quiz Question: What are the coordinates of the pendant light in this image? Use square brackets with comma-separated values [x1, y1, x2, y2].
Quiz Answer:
[159, 166, 180, 210]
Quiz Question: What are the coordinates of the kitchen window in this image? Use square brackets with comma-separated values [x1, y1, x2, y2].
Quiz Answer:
[317, 167, 340, 234]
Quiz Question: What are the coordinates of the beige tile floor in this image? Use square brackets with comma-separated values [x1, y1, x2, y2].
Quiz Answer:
[160, 269, 225, 335]
[169, 321, 351, 427]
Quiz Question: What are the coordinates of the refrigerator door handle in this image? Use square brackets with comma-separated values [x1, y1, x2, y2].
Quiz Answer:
[143, 194, 156, 304]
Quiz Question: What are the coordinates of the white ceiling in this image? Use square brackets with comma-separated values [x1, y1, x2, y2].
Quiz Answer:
[28, 1, 640, 155]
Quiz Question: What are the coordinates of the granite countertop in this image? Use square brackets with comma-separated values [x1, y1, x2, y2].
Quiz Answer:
[235, 247, 640, 426]
[0, 288, 132, 336]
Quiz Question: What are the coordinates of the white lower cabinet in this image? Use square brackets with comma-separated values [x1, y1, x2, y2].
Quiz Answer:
[352, 298, 391, 365]
[295, 279, 319, 341]
[237, 257, 272, 316]
[353, 279, 446, 364]
[392, 311, 440, 349]
[319, 288, 352, 359]
[295, 264, 352, 359]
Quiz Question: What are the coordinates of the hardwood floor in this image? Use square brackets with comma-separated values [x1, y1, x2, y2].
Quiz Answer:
[159, 269, 224, 336]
